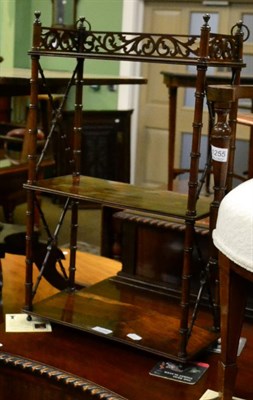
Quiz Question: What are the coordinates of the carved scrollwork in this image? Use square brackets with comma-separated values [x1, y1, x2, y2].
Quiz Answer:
[208, 35, 237, 62]
[40, 29, 79, 52]
[32, 11, 248, 68]
[39, 27, 201, 61]
[81, 32, 200, 59]
[37, 28, 246, 64]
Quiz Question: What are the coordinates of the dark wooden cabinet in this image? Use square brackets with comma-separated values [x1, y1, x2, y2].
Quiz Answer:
[55, 110, 132, 183]
[101, 207, 210, 296]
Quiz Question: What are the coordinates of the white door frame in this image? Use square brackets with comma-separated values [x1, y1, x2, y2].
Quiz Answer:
[118, 0, 144, 183]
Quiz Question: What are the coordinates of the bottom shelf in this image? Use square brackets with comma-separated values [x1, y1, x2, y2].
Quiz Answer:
[25, 277, 218, 361]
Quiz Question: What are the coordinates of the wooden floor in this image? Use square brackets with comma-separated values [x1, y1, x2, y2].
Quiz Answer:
[0, 251, 253, 399]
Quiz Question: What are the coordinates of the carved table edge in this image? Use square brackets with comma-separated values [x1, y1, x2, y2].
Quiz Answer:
[0, 351, 127, 400]
[113, 210, 209, 235]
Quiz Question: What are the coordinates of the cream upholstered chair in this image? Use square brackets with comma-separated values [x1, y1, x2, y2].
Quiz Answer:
[212, 178, 253, 400]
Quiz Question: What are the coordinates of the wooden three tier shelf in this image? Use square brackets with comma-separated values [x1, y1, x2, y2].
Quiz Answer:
[23, 12, 247, 361]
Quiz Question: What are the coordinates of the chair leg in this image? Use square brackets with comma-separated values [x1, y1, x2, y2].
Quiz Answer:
[3, 203, 15, 224]
[218, 253, 248, 400]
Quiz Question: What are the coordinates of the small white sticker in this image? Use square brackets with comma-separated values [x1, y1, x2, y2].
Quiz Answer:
[92, 326, 113, 335]
[211, 145, 228, 162]
[127, 333, 142, 341]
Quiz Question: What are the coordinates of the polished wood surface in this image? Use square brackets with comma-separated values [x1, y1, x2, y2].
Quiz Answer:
[24, 175, 211, 219]
[28, 277, 218, 361]
[0, 67, 72, 97]
[218, 255, 250, 400]
[237, 113, 253, 126]
[23, 14, 246, 361]
[1, 251, 253, 399]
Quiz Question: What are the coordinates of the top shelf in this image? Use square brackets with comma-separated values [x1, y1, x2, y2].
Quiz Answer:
[29, 13, 246, 68]
[24, 175, 211, 220]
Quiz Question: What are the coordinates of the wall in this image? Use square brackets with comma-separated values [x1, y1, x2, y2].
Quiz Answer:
[78, 0, 123, 110]
[0, 0, 16, 67]
[0, 0, 124, 110]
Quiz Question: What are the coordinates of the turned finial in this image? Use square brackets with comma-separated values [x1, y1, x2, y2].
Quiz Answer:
[231, 20, 250, 42]
[34, 11, 41, 23]
[76, 17, 91, 31]
[203, 14, 210, 26]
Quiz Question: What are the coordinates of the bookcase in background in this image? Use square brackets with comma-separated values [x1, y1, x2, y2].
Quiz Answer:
[55, 110, 132, 183]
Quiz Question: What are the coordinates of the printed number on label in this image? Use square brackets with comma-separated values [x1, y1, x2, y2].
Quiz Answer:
[211, 145, 228, 162]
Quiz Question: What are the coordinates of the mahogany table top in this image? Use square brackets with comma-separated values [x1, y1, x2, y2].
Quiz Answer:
[0, 251, 253, 399]
[0, 67, 147, 96]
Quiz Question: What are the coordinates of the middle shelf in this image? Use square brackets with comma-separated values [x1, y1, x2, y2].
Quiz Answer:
[24, 175, 211, 220]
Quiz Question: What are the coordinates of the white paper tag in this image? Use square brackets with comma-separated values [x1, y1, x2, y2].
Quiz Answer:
[5, 314, 52, 333]
[127, 333, 142, 341]
[92, 326, 113, 335]
[211, 145, 228, 162]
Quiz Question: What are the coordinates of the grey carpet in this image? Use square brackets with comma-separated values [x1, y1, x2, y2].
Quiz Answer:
[0, 195, 102, 253]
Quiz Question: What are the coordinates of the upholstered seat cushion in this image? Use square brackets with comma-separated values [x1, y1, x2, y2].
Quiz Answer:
[213, 178, 253, 272]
